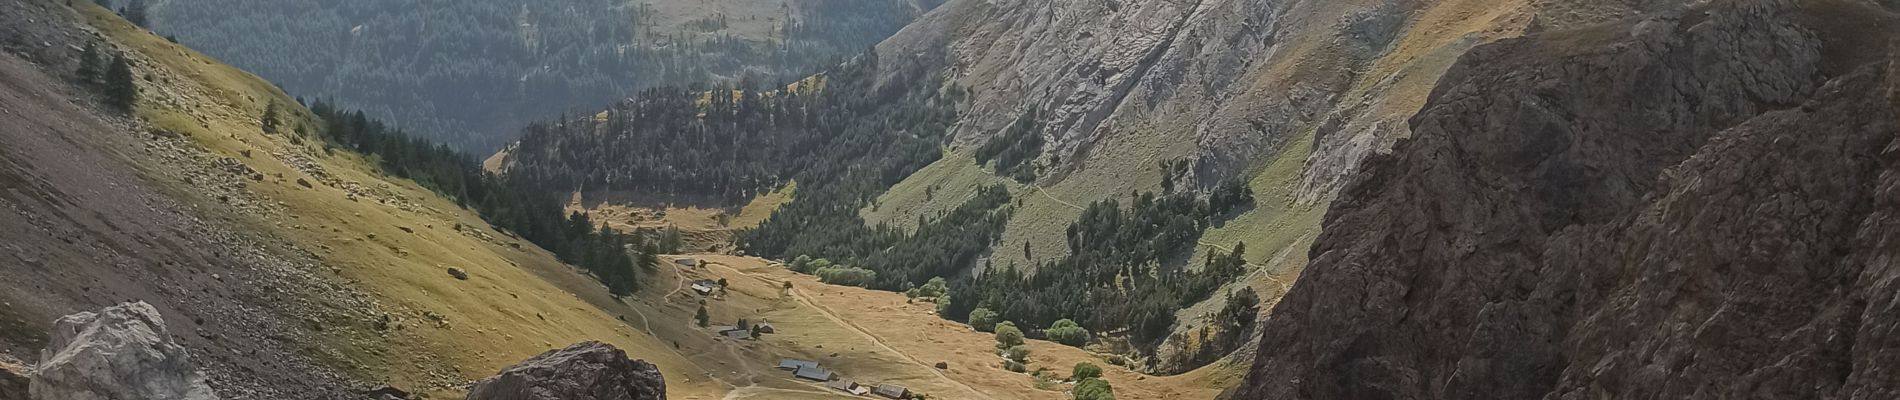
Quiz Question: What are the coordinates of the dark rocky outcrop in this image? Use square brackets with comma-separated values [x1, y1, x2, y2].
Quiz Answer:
[32, 302, 218, 400]
[0, 361, 28, 400]
[1234, 0, 1900, 398]
[466, 341, 665, 400]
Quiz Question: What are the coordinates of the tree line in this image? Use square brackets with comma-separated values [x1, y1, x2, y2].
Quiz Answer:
[307, 101, 656, 295]
[145, 0, 937, 151]
[942, 187, 1255, 352]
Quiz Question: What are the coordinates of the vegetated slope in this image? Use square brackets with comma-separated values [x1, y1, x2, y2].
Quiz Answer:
[856, 0, 1572, 374]
[1235, 0, 1900, 398]
[497, 0, 1560, 375]
[142, 0, 941, 151]
[0, 1, 726, 397]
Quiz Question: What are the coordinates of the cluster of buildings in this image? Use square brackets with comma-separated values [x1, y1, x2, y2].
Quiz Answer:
[777, 358, 911, 398]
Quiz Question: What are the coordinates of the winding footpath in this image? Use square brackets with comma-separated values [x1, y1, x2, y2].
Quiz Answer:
[707, 262, 998, 400]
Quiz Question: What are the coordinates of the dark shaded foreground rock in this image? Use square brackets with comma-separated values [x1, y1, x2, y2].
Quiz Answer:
[1, 361, 28, 400]
[466, 341, 665, 400]
[32, 302, 217, 400]
[1233, 0, 1900, 399]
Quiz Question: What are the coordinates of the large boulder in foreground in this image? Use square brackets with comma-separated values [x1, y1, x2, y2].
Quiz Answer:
[467, 341, 665, 400]
[1, 361, 28, 400]
[32, 302, 217, 400]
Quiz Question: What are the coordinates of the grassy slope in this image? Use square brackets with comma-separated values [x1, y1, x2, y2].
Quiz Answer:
[82, 5, 729, 397]
[862, 0, 1537, 379]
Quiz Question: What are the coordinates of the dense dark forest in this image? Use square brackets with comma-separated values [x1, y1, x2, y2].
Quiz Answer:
[142, 0, 937, 151]
[972, 107, 1044, 182]
[509, 46, 963, 219]
[305, 100, 655, 295]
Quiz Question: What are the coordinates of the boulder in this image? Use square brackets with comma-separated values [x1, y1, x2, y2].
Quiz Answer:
[446, 267, 468, 280]
[0, 361, 28, 400]
[466, 341, 664, 400]
[31, 302, 217, 400]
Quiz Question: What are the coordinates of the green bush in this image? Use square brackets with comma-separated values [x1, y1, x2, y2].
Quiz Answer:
[1002, 345, 1030, 363]
[1003, 360, 1026, 373]
[907, 276, 948, 299]
[815, 265, 876, 287]
[969, 308, 1000, 332]
[1046, 318, 1090, 347]
[1071, 362, 1102, 381]
[994, 321, 1024, 349]
[1074, 378, 1115, 400]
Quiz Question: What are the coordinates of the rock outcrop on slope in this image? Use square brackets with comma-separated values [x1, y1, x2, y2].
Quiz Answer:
[1234, 0, 1900, 398]
[31, 302, 218, 400]
[0, 361, 27, 400]
[466, 341, 666, 400]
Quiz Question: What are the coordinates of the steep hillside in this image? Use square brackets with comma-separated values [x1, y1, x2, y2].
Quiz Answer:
[141, 0, 941, 151]
[848, 0, 1561, 373]
[0, 0, 729, 397]
[1235, 0, 1900, 397]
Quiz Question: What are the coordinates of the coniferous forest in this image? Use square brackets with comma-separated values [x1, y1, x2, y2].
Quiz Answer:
[141, 0, 939, 151]
[504, 39, 1260, 359]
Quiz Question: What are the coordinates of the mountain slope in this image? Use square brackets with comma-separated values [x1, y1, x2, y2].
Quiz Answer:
[1234, 0, 1900, 397]
[144, 0, 941, 151]
[0, 1, 727, 397]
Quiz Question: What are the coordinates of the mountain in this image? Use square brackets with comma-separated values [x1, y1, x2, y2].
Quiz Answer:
[1233, 0, 1900, 398]
[0, 1, 724, 397]
[140, 0, 942, 151]
[488, 0, 1553, 374]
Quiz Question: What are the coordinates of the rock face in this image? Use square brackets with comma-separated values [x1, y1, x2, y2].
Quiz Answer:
[1233, 0, 1900, 398]
[466, 341, 665, 400]
[1, 361, 28, 400]
[31, 302, 218, 400]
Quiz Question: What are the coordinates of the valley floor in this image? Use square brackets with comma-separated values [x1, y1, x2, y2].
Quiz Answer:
[631, 254, 1231, 400]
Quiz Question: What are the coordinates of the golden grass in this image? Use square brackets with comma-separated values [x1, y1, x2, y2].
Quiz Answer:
[85, 4, 730, 397]
[730, 182, 795, 229]
[861, 152, 1009, 233]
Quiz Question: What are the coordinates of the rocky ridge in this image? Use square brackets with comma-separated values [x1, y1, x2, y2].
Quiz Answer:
[1233, 0, 1900, 398]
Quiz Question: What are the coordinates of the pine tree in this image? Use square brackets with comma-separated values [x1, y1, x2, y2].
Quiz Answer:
[103, 54, 136, 112]
[75, 42, 102, 85]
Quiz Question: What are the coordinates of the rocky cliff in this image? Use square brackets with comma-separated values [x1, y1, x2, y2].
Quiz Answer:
[1233, 0, 1900, 398]
[862, 0, 1550, 373]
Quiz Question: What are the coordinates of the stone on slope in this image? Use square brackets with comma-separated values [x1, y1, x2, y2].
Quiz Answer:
[1, 360, 28, 400]
[466, 341, 665, 400]
[31, 301, 217, 400]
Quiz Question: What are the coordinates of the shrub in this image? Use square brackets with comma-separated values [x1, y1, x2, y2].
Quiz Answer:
[994, 321, 1024, 349]
[969, 308, 999, 332]
[1074, 378, 1115, 400]
[1002, 345, 1029, 363]
[1003, 360, 1026, 373]
[815, 265, 876, 287]
[1071, 362, 1102, 381]
[1046, 318, 1090, 347]
[907, 276, 948, 299]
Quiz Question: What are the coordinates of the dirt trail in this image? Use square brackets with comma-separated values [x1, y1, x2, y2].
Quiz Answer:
[1033, 184, 1085, 211]
[707, 262, 997, 400]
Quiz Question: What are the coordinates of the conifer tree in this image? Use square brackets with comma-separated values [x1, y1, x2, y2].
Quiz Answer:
[75, 42, 102, 85]
[103, 54, 136, 111]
